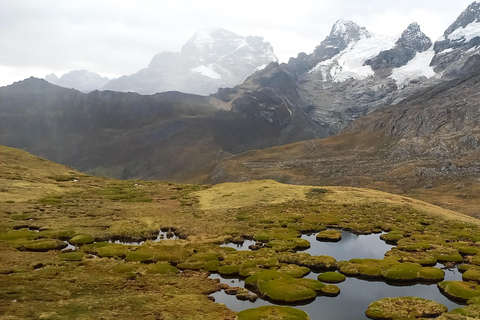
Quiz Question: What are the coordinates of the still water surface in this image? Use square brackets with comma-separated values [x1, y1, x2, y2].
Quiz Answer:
[213, 231, 464, 320]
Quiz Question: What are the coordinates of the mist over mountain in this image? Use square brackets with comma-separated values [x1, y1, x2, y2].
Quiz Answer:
[45, 70, 110, 92]
[3, 2, 480, 186]
[102, 28, 277, 95]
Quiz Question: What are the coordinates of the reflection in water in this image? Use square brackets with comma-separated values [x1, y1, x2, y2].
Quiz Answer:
[221, 239, 257, 250]
[211, 230, 465, 320]
[109, 230, 178, 245]
[301, 230, 393, 261]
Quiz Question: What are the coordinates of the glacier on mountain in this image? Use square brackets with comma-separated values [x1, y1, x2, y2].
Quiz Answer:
[389, 48, 436, 88]
[447, 21, 480, 42]
[310, 33, 397, 82]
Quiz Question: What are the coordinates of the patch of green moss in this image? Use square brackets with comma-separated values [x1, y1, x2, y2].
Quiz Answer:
[320, 284, 340, 297]
[462, 270, 480, 283]
[443, 304, 480, 319]
[126, 245, 190, 263]
[146, 262, 179, 275]
[385, 248, 437, 266]
[438, 281, 480, 302]
[58, 251, 85, 261]
[383, 263, 423, 282]
[38, 195, 63, 205]
[19, 239, 67, 252]
[316, 230, 342, 242]
[83, 242, 128, 258]
[10, 213, 33, 220]
[432, 248, 463, 263]
[266, 238, 311, 251]
[0, 230, 38, 241]
[218, 265, 240, 276]
[68, 234, 95, 245]
[277, 264, 311, 278]
[258, 277, 320, 303]
[237, 306, 310, 320]
[366, 297, 447, 319]
[380, 232, 403, 244]
[278, 252, 337, 271]
[113, 264, 136, 274]
[418, 267, 445, 282]
[339, 258, 444, 282]
[204, 260, 221, 272]
[317, 272, 346, 283]
[458, 264, 480, 273]
[245, 270, 283, 289]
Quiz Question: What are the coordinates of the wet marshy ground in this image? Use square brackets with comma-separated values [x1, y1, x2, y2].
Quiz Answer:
[213, 230, 464, 320]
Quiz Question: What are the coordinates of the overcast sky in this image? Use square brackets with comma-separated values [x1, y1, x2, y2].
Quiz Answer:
[0, 0, 475, 87]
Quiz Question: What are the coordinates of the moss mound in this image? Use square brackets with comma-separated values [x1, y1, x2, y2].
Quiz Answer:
[380, 232, 403, 244]
[68, 234, 95, 245]
[0, 230, 38, 241]
[462, 270, 480, 283]
[258, 277, 323, 303]
[438, 281, 480, 302]
[320, 284, 340, 297]
[244, 269, 327, 304]
[147, 262, 179, 275]
[279, 252, 337, 271]
[440, 304, 480, 319]
[238, 306, 310, 320]
[277, 264, 311, 278]
[19, 239, 67, 252]
[84, 242, 128, 258]
[385, 247, 437, 266]
[58, 251, 85, 261]
[316, 230, 342, 242]
[365, 297, 447, 319]
[317, 272, 346, 283]
[266, 238, 311, 251]
[125, 245, 190, 263]
[338, 259, 444, 283]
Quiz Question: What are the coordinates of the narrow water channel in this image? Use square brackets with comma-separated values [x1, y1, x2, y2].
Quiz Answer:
[213, 230, 464, 320]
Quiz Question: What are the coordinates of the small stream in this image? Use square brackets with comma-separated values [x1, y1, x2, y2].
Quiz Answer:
[213, 230, 464, 320]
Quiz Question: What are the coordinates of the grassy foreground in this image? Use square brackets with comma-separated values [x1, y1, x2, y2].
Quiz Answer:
[2, 145, 480, 319]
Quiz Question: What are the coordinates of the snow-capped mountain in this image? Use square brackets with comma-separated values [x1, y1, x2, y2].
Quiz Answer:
[432, 1, 480, 74]
[45, 70, 110, 92]
[102, 28, 277, 95]
[306, 21, 434, 87]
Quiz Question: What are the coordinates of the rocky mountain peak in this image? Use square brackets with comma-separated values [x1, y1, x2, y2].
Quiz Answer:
[396, 22, 432, 52]
[432, 1, 480, 72]
[443, 1, 480, 36]
[181, 28, 244, 62]
[330, 19, 371, 41]
[103, 28, 277, 95]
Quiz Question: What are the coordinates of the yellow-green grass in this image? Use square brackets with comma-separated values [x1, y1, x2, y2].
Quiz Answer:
[238, 306, 310, 320]
[3, 145, 480, 319]
[366, 297, 448, 319]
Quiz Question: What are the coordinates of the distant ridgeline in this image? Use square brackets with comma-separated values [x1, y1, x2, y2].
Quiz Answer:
[0, 2, 479, 190]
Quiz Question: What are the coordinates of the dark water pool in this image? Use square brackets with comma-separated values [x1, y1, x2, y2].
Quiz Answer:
[221, 230, 393, 260]
[212, 230, 464, 320]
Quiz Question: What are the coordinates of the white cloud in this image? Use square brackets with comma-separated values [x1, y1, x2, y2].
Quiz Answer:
[0, 0, 476, 86]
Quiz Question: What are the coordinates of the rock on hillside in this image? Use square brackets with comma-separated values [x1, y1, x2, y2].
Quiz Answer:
[102, 28, 277, 95]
